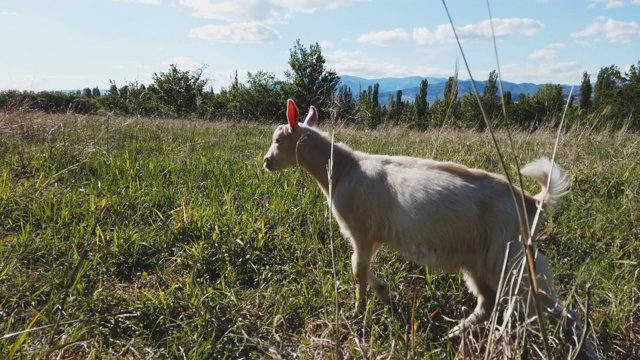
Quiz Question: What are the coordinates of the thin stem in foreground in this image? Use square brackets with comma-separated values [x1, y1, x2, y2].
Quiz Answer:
[327, 130, 340, 360]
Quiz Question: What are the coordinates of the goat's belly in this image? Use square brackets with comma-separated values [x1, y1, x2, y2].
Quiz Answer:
[388, 232, 471, 272]
[393, 241, 439, 267]
[389, 237, 457, 270]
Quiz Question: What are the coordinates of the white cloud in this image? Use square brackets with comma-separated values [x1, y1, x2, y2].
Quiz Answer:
[357, 28, 408, 46]
[272, 0, 366, 13]
[111, 0, 161, 4]
[413, 18, 544, 45]
[1, 11, 17, 16]
[112, 64, 124, 70]
[326, 50, 453, 79]
[180, 0, 367, 45]
[528, 42, 565, 61]
[320, 40, 333, 48]
[587, 0, 624, 9]
[189, 23, 280, 43]
[178, 0, 365, 23]
[502, 61, 584, 84]
[528, 49, 557, 61]
[548, 42, 565, 49]
[161, 56, 205, 71]
[633, 0, 640, 5]
[413, 27, 436, 45]
[455, 18, 544, 38]
[179, 0, 280, 23]
[571, 18, 639, 43]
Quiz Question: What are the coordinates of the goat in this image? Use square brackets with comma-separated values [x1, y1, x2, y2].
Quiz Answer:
[263, 99, 598, 358]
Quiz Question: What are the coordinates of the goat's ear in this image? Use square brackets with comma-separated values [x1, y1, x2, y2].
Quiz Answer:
[304, 106, 318, 127]
[287, 99, 299, 131]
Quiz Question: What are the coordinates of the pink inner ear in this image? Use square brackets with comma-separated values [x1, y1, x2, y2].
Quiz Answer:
[287, 99, 299, 130]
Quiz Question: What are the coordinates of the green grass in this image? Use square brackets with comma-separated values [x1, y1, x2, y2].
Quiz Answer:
[0, 112, 638, 359]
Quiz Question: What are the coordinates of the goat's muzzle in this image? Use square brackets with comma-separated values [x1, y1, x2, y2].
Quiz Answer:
[263, 157, 273, 171]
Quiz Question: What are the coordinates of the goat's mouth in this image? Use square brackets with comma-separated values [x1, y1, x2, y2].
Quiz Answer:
[263, 158, 274, 171]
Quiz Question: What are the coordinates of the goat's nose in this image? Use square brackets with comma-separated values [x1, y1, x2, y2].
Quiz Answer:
[263, 157, 271, 167]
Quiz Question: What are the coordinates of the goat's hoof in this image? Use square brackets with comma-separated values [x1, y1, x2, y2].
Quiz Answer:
[444, 328, 461, 340]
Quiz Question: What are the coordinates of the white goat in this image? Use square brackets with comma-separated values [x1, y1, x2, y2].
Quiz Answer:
[263, 100, 597, 358]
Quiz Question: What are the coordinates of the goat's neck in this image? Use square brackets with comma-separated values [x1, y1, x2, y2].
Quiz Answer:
[297, 130, 355, 197]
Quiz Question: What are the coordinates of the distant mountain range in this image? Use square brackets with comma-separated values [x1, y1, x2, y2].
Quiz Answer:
[339, 75, 577, 105]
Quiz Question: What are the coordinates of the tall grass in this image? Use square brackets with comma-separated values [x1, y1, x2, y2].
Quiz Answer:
[0, 112, 637, 358]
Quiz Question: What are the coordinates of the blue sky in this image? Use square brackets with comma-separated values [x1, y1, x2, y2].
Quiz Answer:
[1, 0, 639, 92]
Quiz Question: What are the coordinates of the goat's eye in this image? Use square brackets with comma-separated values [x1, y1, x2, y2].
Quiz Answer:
[274, 139, 280, 144]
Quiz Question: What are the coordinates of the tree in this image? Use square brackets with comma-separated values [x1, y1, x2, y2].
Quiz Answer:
[285, 39, 340, 120]
[372, 83, 379, 108]
[593, 65, 622, 109]
[225, 70, 247, 119]
[579, 71, 592, 111]
[198, 87, 230, 121]
[387, 90, 404, 124]
[414, 79, 429, 128]
[512, 93, 537, 131]
[95, 80, 127, 113]
[430, 76, 459, 127]
[502, 90, 514, 124]
[123, 81, 158, 116]
[336, 85, 357, 124]
[241, 70, 289, 121]
[459, 91, 482, 129]
[92, 87, 101, 98]
[503, 90, 513, 108]
[82, 88, 92, 98]
[151, 64, 208, 117]
[531, 83, 565, 126]
[356, 85, 379, 128]
[482, 70, 500, 126]
[621, 61, 640, 129]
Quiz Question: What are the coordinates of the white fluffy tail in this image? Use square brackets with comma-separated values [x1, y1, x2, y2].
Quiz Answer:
[520, 157, 570, 211]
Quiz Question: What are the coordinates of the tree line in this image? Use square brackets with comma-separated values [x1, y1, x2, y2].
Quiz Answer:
[1, 39, 639, 131]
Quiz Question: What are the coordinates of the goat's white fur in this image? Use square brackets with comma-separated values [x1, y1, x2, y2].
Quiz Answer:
[263, 100, 597, 358]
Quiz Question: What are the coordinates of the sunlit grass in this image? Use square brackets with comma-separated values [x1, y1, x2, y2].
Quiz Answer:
[0, 112, 637, 358]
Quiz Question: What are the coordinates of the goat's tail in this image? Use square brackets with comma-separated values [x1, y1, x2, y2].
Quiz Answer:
[520, 157, 570, 211]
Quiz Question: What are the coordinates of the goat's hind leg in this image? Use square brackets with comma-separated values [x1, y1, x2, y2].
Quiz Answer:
[448, 272, 496, 337]
[368, 272, 393, 307]
[530, 253, 599, 359]
[367, 242, 394, 307]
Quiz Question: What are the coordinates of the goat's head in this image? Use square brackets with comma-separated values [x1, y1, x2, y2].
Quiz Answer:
[263, 99, 317, 171]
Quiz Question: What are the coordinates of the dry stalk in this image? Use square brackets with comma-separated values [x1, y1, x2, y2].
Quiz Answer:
[484, 241, 512, 360]
[326, 130, 340, 360]
[572, 284, 591, 360]
[440, 1, 562, 357]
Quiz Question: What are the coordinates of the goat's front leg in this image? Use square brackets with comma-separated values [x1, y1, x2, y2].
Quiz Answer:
[351, 241, 393, 313]
[351, 244, 374, 313]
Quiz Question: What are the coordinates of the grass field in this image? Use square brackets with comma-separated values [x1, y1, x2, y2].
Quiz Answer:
[0, 111, 638, 359]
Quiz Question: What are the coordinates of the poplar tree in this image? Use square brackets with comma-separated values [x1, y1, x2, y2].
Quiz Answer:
[414, 79, 429, 128]
[579, 71, 592, 110]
